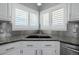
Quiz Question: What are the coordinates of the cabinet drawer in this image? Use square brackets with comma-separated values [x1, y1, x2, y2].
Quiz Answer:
[39, 41, 60, 47]
[21, 41, 40, 48]
[0, 46, 16, 55]
[0, 42, 21, 55]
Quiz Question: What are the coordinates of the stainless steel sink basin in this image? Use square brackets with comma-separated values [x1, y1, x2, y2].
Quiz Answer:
[26, 35, 51, 38]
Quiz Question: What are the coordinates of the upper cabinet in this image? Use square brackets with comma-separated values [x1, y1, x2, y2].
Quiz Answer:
[69, 3, 79, 21]
[0, 3, 12, 21]
[12, 4, 39, 31]
[40, 4, 68, 31]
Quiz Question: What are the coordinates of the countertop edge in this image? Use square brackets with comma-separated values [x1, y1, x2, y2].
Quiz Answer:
[0, 39, 79, 46]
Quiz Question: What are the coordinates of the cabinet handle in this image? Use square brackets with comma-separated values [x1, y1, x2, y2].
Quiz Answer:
[35, 50, 37, 55]
[40, 50, 43, 55]
[6, 47, 15, 51]
[45, 45, 52, 46]
[55, 50, 57, 54]
[20, 50, 23, 54]
[27, 45, 33, 47]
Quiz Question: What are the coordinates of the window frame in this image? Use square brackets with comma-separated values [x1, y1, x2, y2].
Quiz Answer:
[40, 4, 69, 31]
[40, 12, 51, 30]
[29, 12, 39, 26]
[15, 8, 29, 26]
[12, 3, 39, 31]
[50, 4, 69, 31]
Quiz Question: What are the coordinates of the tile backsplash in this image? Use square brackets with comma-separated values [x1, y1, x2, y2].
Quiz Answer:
[11, 30, 37, 36]
[0, 22, 12, 38]
[0, 21, 79, 38]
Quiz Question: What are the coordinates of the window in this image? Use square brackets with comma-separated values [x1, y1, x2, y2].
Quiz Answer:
[15, 8, 28, 26]
[30, 12, 38, 26]
[40, 12, 50, 30]
[41, 12, 50, 26]
[51, 8, 66, 30]
[12, 4, 39, 30]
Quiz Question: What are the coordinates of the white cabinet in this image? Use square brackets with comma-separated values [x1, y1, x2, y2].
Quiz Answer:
[23, 47, 36, 55]
[0, 3, 12, 21]
[22, 41, 60, 55]
[22, 41, 39, 55]
[4, 42, 21, 55]
[7, 3, 12, 20]
[0, 41, 60, 55]
[41, 48, 56, 55]
[0, 42, 21, 55]
[39, 41, 60, 55]
[0, 3, 8, 20]
[70, 3, 79, 21]
[4, 47, 20, 55]
[64, 3, 79, 21]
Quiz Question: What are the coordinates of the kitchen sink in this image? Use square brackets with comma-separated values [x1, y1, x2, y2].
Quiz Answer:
[26, 35, 52, 38]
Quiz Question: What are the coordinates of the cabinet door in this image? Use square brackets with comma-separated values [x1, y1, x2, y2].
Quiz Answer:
[70, 3, 79, 20]
[0, 46, 20, 55]
[23, 47, 37, 55]
[39, 41, 60, 55]
[0, 42, 21, 55]
[7, 3, 12, 19]
[22, 41, 39, 55]
[41, 44, 57, 55]
[41, 48, 56, 55]
[0, 3, 8, 19]
[4, 47, 20, 55]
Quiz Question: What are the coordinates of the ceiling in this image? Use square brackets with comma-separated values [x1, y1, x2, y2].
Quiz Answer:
[20, 3, 60, 11]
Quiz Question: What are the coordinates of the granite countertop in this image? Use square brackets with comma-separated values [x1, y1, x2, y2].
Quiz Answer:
[0, 35, 79, 46]
[60, 37, 79, 46]
[0, 35, 59, 44]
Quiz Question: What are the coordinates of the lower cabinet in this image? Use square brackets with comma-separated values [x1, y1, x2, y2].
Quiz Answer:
[22, 41, 60, 55]
[0, 41, 60, 55]
[23, 48, 37, 55]
[22, 41, 39, 55]
[0, 42, 21, 55]
[39, 41, 60, 55]
[4, 48, 20, 55]
[40, 48, 56, 55]
[60, 42, 79, 55]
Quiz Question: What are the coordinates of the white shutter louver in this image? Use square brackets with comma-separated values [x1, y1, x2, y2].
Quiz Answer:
[42, 12, 50, 26]
[52, 8, 66, 30]
[30, 12, 38, 26]
[15, 8, 28, 26]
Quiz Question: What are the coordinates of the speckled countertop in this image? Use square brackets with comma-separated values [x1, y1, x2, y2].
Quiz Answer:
[0, 35, 79, 46]
[60, 37, 79, 46]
